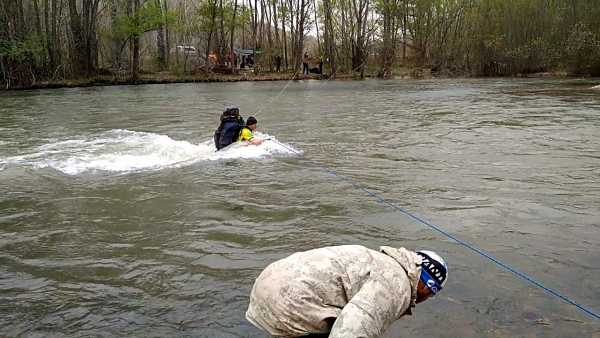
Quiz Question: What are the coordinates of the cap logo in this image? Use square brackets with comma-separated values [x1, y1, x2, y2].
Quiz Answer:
[427, 279, 439, 294]
[420, 255, 446, 285]
[421, 269, 443, 295]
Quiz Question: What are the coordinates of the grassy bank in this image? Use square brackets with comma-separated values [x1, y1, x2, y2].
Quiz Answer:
[2, 68, 580, 92]
[4, 71, 345, 91]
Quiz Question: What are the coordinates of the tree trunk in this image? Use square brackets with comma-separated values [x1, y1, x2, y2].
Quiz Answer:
[253, 0, 258, 70]
[44, 0, 51, 73]
[282, 6, 288, 70]
[230, 0, 238, 73]
[288, 0, 296, 68]
[272, 0, 281, 57]
[206, 0, 217, 72]
[89, 0, 100, 75]
[110, 0, 120, 69]
[263, 0, 274, 71]
[132, 0, 140, 80]
[260, 0, 266, 49]
[164, 0, 170, 67]
[156, 0, 167, 71]
[219, 0, 225, 55]
[33, 0, 43, 37]
[68, 0, 86, 76]
[50, 0, 59, 72]
[402, 3, 407, 61]
[314, 3, 320, 53]
[67, 0, 99, 77]
[297, 0, 307, 68]
[323, 0, 334, 73]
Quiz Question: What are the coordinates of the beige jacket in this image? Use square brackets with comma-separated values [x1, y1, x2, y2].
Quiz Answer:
[245, 245, 423, 338]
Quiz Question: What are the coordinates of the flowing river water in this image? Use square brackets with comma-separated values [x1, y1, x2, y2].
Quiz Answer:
[0, 78, 599, 337]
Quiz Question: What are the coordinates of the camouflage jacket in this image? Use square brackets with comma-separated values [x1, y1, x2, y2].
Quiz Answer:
[245, 245, 423, 338]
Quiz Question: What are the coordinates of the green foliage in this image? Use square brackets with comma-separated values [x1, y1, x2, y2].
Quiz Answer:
[195, 0, 250, 33]
[197, 0, 220, 33]
[112, 1, 177, 39]
[414, 0, 600, 76]
[564, 22, 600, 76]
[0, 34, 45, 63]
[4, 0, 600, 87]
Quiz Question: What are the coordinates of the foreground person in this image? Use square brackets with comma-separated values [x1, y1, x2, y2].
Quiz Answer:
[246, 244, 448, 338]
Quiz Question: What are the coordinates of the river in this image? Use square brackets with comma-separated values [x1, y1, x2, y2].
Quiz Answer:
[1, 78, 599, 337]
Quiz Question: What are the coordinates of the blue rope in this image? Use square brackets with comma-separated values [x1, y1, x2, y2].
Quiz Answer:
[258, 63, 599, 321]
[269, 138, 599, 321]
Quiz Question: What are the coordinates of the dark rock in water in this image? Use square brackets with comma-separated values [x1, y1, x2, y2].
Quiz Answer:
[521, 302, 544, 321]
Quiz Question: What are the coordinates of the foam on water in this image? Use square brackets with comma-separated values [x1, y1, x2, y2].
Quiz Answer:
[0, 129, 298, 175]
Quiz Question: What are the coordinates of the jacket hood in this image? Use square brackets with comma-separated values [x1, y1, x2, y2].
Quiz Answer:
[379, 246, 422, 310]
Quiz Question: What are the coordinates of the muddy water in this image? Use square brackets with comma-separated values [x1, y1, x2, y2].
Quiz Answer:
[0, 78, 599, 337]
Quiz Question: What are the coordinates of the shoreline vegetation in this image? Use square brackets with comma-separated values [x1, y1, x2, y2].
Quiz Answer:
[2, 0, 599, 92]
[3, 68, 582, 92]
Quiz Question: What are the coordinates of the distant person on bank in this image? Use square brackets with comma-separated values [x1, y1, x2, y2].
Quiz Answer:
[303, 53, 309, 75]
[246, 244, 449, 337]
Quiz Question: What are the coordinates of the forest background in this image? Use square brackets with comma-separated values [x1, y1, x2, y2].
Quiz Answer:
[1, 0, 599, 90]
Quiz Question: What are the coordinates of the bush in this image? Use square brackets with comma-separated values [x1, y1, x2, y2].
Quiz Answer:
[564, 22, 600, 76]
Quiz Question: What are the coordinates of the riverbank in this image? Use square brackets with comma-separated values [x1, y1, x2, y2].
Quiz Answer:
[1, 68, 585, 91]
[3, 71, 352, 91]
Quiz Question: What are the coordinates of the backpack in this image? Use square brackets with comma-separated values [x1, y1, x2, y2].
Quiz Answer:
[214, 116, 244, 150]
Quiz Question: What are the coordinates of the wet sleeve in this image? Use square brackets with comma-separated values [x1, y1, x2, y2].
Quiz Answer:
[328, 276, 410, 338]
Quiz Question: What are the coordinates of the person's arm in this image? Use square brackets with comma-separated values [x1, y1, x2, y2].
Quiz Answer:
[328, 276, 411, 338]
[249, 137, 264, 145]
[244, 129, 267, 146]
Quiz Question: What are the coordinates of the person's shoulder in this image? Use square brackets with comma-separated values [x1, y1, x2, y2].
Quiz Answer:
[323, 244, 376, 260]
[287, 245, 368, 258]
[329, 244, 370, 251]
[241, 128, 253, 139]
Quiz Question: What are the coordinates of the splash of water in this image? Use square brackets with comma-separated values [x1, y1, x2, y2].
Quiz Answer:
[0, 129, 298, 175]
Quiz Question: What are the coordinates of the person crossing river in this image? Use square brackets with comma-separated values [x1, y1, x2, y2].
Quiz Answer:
[238, 116, 266, 146]
[213, 106, 266, 151]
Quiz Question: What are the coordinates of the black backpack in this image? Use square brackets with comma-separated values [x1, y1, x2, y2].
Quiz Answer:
[214, 116, 245, 150]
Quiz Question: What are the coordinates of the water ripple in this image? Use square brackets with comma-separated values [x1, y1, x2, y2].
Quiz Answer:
[0, 79, 598, 337]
